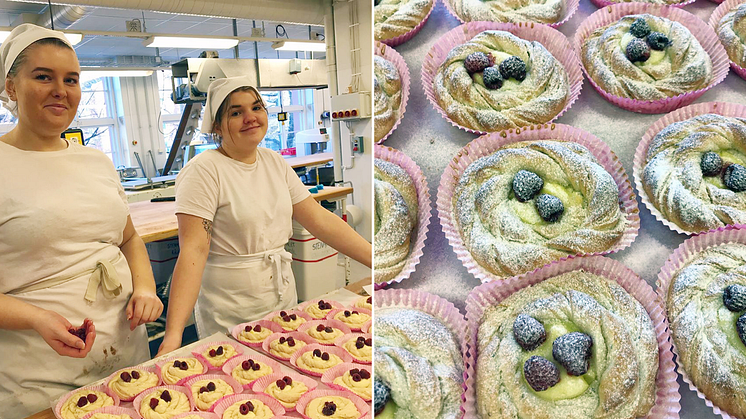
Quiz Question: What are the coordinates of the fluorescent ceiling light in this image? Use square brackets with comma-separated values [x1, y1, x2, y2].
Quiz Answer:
[81, 68, 153, 78]
[143, 36, 238, 49]
[0, 31, 81, 45]
[272, 41, 325, 52]
[0, 31, 10, 43]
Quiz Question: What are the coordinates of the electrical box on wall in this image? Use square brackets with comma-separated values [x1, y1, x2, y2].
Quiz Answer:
[289, 59, 302, 74]
[351, 136, 364, 154]
[330, 92, 371, 121]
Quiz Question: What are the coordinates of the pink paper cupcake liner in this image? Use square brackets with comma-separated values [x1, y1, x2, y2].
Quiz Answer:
[154, 356, 210, 386]
[374, 145, 432, 289]
[321, 363, 372, 402]
[375, 289, 468, 418]
[655, 225, 746, 419]
[296, 299, 346, 320]
[81, 406, 141, 419]
[297, 319, 353, 345]
[333, 333, 372, 364]
[378, 0, 436, 47]
[463, 255, 680, 419]
[442, 0, 579, 28]
[295, 389, 370, 419]
[262, 310, 314, 332]
[182, 374, 244, 412]
[261, 331, 317, 361]
[709, 0, 746, 81]
[221, 352, 286, 390]
[132, 385, 193, 418]
[574, 3, 730, 114]
[231, 320, 284, 348]
[212, 393, 286, 419]
[421, 21, 583, 135]
[325, 308, 372, 332]
[590, 0, 695, 9]
[289, 343, 354, 377]
[55, 385, 121, 419]
[191, 341, 243, 371]
[170, 412, 218, 419]
[251, 372, 319, 412]
[375, 42, 411, 144]
[361, 320, 372, 334]
[436, 123, 640, 283]
[104, 365, 161, 402]
[633, 101, 746, 235]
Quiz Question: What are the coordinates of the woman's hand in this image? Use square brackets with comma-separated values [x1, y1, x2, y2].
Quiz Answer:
[126, 289, 163, 331]
[156, 332, 182, 357]
[32, 312, 96, 358]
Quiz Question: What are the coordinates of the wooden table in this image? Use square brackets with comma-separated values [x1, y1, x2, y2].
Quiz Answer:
[285, 152, 333, 169]
[25, 278, 371, 419]
[131, 186, 353, 243]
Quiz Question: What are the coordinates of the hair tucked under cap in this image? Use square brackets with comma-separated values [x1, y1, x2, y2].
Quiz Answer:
[0, 23, 72, 116]
[200, 75, 260, 134]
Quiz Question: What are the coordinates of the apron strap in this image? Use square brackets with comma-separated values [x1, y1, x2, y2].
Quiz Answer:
[264, 249, 293, 300]
[84, 258, 122, 303]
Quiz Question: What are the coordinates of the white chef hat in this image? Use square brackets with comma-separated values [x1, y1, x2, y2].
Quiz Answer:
[201, 75, 262, 134]
[0, 23, 73, 116]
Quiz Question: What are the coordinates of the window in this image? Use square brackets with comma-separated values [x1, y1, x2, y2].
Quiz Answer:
[157, 70, 186, 154]
[261, 89, 313, 153]
[75, 74, 121, 162]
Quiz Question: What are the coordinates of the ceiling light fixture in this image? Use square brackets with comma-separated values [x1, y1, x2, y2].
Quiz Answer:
[0, 31, 82, 45]
[143, 36, 239, 49]
[271, 41, 326, 52]
[81, 68, 153, 78]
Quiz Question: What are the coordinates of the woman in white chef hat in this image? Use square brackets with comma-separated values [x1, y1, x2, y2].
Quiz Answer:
[158, 76, 371, 354]
[0, 24, 162, 415]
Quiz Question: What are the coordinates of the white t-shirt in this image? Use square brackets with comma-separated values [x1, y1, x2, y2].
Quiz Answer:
[0, 140, 128, 293]
[175, 147, 311, 255]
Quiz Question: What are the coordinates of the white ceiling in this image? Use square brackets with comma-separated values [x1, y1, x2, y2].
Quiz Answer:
[0, 0, 326, 65]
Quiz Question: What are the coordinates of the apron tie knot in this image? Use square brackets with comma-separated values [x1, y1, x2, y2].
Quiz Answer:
[84, 259, 122, 303]
[265, 249, 293, 301]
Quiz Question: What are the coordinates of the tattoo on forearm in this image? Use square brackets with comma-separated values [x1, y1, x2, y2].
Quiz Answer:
[203, 219, 212, 239]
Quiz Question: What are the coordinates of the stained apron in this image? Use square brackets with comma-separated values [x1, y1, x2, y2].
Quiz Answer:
[0, 252, 150, 418]
[194, 246, 297, 338]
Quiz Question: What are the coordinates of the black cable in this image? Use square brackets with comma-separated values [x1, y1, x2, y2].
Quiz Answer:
[47, 0, 54, 30]
[275, 24, 289, 39]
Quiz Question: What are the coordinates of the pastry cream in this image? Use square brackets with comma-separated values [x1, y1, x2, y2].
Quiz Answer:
[333, 371, 372, 399]
[107, 369, 159, 400]
[272, 314, 306, 331]
[305, 302, 336, 319]
[354, 296, 372, 310]
[231, 360, 274, 384]
[190, 378, 235, 411]
[263, 380, 309, 408]
[138, 389, 190, 419]
[160, 358, 204, 385]
[237, 326, 272, 343]
[334, 311, 370, 329]
[296, 351, 344, 374]
[342, 337, 372, 362]
[305, 396, 360, 419]
[202, 344, 238, 367]
[221, 399, 275, 419]
[268, 337, 306, 358]
[59, 390, 114, 419]
[307, 326, 345, 344]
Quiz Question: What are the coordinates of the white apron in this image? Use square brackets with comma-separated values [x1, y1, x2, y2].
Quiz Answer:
[0, 253, 150, 418]
[194, 246, 297, 338]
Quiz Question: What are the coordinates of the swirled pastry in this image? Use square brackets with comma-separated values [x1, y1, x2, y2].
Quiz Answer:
[434, 30, 569, 132]
[582, 14, 713, 100]
[717, 3, 746, 68]
[374, 308, 463, 419]
[667, 242, 746, 419]
[374, 158, 418, 283]
[453, 140, 629, 278]
[449, 0, 565, 25]
[641, 113, 746, 233]
[477, 270, 658, 418]
[375, 0, 433, 42]
[374, 55, 402, 142]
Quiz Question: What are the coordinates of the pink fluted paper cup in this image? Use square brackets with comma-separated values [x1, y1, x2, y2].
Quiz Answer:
[374, 145, 432, 289]
[104, 365, 161, 402]
[375, 289, 468, 418]
[655, 225, 746, 419]
[334, 333, 372, 364]
[709, 0, 746, 80]
[437, 123, 640, 283]
[633, 101, 746, 235]
[155, 356, 209, 386]
[170, 413, 218, 419]
[81, 407, 140, 419]
[375, 42, 411, 144]
[262, 309, 314, 332]
[132, 386, 193, 419]
[191, 341, 243, 370]
[463, 255, 680, 419]
[297, 319, 353, 345]
[261, 331, 317, 361]
[251, 372, 319, 412]
[361, 320, 372, 334]
[376, 0, 436, 47]
[321, 363, 372, 402]
[182, 374, 244, 412]
[422, 21, 583, 135]
[442, 0, 579, 28]
[325, 308, 372, 332]
[290, 343, 354, 377]
[55, 385, 120, 419]
[221, 352, 286, 390]
[590, 0, 694, 9]
[295, 389, 370, 419]
[574, 3, 730, 114]
[231, 320, 284, 347]
[296, 299, 346, 320]
[212, 393, 285, 419]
